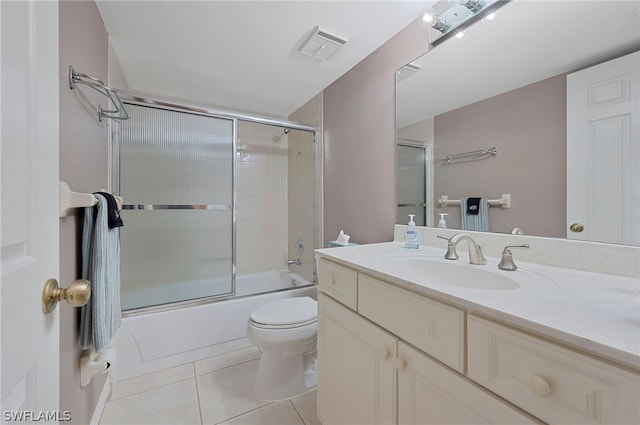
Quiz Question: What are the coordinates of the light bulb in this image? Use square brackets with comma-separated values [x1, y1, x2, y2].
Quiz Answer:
[422, 12, 434, 23]
[486, 12, 496, 20]
[455, 31, 465, 39]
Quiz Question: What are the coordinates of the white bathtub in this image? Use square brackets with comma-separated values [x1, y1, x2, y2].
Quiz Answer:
[111, 270, 316, 381]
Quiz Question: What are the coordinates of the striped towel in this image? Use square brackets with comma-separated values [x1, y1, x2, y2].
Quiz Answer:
[460, 198, 489, 232]
[80, 194, 122, 353]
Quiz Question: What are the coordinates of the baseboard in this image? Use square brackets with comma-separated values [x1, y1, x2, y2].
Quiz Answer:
[90, 373, 112, 425]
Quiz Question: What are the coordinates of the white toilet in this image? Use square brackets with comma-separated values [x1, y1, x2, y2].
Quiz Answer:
[246, 296, 318, 401]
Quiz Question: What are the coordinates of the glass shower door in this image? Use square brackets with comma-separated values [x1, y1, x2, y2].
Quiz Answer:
[396, 144, 427, 226]
[118, 104, 234, 310]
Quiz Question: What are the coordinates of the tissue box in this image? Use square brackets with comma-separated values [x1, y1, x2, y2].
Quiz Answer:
[326, 241, 359, 248]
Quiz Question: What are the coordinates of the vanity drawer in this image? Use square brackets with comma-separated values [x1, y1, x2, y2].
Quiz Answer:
[317, 258, 358, 310]
[358, 274, 465, 373]
[468, 315, 640, 424]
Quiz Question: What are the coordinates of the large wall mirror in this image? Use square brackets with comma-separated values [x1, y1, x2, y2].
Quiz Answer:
[396, 0, 639, 246]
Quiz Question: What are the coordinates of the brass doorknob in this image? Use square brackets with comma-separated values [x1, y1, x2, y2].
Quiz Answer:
[42, 278, 91, 314]
[569, 223, 584, 233]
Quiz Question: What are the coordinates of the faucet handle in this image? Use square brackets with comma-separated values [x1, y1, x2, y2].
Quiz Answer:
[501, 244, 530, 255]
[498, 244, 529, 271]
[437, 235, 459, 259]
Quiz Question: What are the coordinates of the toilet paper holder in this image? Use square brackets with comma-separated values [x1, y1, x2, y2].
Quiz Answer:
[80, 349, 115, 387]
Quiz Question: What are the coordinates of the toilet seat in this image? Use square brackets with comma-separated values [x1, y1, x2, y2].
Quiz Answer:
[249, 296, 317, 329]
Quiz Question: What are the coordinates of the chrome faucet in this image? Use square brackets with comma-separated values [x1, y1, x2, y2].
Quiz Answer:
[437, 233, 487, 265]
[287, 259, 302, 266]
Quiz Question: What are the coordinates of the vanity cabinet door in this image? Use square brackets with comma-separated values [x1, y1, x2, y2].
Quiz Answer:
[397, 342, 538, 425]
[317, 293, 397, 425]
[468, 315, 640, 424]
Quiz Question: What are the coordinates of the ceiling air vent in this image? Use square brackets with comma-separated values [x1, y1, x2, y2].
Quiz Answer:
[397, 63, 421, 82]
[299, 26, 348, 61]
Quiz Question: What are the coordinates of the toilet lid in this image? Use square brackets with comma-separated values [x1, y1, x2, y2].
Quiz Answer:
[250, 296, 317, 327]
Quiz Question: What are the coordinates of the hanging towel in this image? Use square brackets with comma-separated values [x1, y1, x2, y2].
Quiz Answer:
[80, 194, 122, 353]
[461, 197, 489, 232]
[466, 197, 481, 215]
[94, 192, 124, 229]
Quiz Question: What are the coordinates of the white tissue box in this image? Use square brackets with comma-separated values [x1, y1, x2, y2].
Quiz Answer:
[326, 241, 359, 248]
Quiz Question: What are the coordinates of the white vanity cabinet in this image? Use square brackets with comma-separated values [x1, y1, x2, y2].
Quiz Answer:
[317, 258, 538, 425]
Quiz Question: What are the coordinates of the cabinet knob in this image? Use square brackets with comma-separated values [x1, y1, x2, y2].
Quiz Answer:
[395, 358, 407, 371]
[528, 375, 552, 398]
[329, 276, 336, 285]
[379, 348, 390, 361]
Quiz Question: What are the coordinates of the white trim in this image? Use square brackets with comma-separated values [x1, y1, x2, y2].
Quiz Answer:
[90, 374, 113, 425]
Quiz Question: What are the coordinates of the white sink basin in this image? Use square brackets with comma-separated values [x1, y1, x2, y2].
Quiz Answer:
[378, 256, 519, 290]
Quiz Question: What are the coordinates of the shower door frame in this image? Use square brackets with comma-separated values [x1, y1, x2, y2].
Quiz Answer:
[396, 139, 434, 227]
[111, 95, 320, 316]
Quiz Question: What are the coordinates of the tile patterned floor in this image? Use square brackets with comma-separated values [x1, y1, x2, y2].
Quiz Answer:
[99, 346, 320, 425]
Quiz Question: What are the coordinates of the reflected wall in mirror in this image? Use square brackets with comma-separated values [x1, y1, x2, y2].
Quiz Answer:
[396, 0, 639, 246]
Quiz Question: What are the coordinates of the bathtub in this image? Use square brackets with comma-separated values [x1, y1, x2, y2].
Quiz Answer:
[111, 270, 316, 381]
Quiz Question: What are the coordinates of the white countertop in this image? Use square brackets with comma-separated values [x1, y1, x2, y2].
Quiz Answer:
[315, 242, 640, 371]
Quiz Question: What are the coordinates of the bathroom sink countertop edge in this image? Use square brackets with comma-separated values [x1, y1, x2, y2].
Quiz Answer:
[315, 242, 640, 372]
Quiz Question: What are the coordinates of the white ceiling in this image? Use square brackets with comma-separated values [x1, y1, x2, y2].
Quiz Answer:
[96, 1, 433, 119]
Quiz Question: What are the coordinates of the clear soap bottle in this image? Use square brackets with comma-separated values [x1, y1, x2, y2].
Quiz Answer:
[404, 214, 420, 249]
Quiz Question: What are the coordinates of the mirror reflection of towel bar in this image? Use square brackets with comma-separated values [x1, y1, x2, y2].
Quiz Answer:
[439, 194, 511, 208]
[435, 146, 497, 164]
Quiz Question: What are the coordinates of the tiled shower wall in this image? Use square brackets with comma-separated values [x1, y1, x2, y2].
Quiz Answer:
[236, 94, 321, 281]
[236, 121, 289, 275]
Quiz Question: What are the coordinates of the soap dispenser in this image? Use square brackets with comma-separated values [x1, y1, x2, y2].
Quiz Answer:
[404, 214, 420, 249]
[437, 213, 449, 229]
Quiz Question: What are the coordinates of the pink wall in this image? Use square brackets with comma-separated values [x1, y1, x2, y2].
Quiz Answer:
[59, 1, 111, 422]
[323, 21, 430, 244]
[434, 75, 567, 238]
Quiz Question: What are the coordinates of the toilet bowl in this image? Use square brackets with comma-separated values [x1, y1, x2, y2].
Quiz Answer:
[246, 296, 318, 401]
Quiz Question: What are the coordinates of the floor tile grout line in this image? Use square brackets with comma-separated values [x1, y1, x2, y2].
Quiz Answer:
[108, 376, 196, 403]
[289, 399, 307, 425]
[212, 400, 275, 425]
[193, 361, 205, 425]
[110, 349, 259, 401]
[194, 357, 261, 377]
[115, 362, 195, 387]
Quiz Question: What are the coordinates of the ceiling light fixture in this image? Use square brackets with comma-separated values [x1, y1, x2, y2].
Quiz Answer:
[461, 0, 483, 13]
[424, 0, 508, 44]
[422, 12, 434, 23]
[298, 26, 348, 61]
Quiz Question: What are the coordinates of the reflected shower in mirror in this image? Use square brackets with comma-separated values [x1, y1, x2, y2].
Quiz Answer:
[396, 0, 639, 246]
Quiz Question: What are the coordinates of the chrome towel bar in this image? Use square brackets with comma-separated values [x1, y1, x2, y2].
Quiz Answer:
[68, 65, 129, 121]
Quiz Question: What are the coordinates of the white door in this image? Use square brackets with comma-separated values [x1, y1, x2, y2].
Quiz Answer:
[567, 51, 639, 245]
[1, 0, 60, 420]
